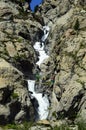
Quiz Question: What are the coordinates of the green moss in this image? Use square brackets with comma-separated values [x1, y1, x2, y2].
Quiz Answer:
[49, 122, 86, 130]
[16, 38, 23, 43]
[3, 121, 34, 130]
[54, 125, 70, 130]
[21, 121, 33, 130]
[52, 111, 57, 118]
[1, 121, 86, 130]
[14, 53, 27, 61]
[4, 124, 18, 129]
[11, 92, 19, 99]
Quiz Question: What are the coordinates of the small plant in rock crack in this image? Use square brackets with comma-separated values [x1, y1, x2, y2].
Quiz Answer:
[76, 120, 86, 130]
[11, 92, 19, 99]
[73, 18, 80, 31]
[52, 111, 57, 119]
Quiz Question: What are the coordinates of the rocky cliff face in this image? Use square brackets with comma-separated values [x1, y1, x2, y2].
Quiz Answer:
[38, 0, 86, 124]
[0, 0, 43, 124]
[0, 0, 86, 126]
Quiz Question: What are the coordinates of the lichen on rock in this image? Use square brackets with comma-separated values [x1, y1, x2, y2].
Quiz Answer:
[0, 0, 86, 128]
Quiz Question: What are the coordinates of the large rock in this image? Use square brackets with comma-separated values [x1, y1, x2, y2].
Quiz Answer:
[35, 0, 72, 25]
[0, 58, 33, 124]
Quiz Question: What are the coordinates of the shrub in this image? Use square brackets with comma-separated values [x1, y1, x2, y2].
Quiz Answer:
[73, 18, 80, 31]
[3, 121, 34, 130]
[4, 123, 18, 129]
[34, 5, 39, 12]
[76, 121, 86, 130]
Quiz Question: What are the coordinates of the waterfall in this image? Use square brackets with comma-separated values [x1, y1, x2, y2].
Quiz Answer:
[34, 25, 50, 66]
[28, 26, 50, 120]
[34, 42, 49, 66]
[28, 80, 49, 120]
[41, 26, 50, 42]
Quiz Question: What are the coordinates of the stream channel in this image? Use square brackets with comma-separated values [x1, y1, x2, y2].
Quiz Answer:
[28, 26, 50, 120]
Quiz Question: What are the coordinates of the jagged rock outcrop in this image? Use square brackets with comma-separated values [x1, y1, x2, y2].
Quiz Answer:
[0, 0, 42, 124]
[0, 0, 43, 77]
[39, 0, 86, 124]
[0, 58, 34, 124]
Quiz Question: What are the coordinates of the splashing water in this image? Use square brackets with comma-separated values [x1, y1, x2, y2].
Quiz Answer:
[28, 26, 50, 120]
[34, 26, 50, 66]
[34, 42, 49, 66]
[28, 80, 49, 120]
[41, 26, 50, 42]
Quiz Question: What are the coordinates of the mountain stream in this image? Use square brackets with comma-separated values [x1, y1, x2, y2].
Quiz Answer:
[28, 26, 50, 120]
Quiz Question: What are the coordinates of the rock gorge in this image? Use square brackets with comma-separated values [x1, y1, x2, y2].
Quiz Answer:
[0, 0, 86, 129]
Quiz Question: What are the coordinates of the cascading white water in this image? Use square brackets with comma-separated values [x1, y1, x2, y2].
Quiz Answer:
[41, 26, 50, 42]
[34, 25, 50, 66]
[28, 26, 50, 120]
[28, 80, 49, 120]
[34, 42, 49, 66]
[28, 80, 35, 92]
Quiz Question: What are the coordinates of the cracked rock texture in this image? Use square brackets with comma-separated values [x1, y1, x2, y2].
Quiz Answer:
[0, 0, 86, 127]
[38, 0, 86, 124]
[0, 0, 42, 124]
